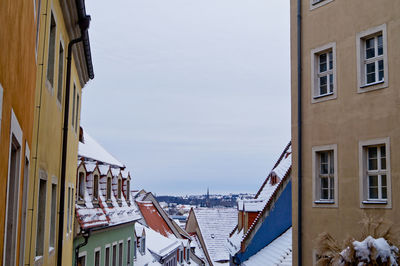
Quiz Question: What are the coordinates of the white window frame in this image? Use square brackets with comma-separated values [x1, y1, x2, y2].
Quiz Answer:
[359, 137, 391, 208]
[311, 43, 337, 103]
[112, 241, 118, 266]
[3, 110, 23, 266]
[78, 251, 87, 266]
[94, 247, 101, 266]
[312, 144, 338, 208]
[356, 24, 388, 93]
[309, 0, 334, 10]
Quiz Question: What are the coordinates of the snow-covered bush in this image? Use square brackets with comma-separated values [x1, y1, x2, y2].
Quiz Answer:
[315, 217, 399, 266]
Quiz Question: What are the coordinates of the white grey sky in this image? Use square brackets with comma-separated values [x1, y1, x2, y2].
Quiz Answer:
[82, 0, 291, 196]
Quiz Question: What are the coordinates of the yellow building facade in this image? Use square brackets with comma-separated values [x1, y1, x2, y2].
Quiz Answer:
[0, 1, 37, 265]
[24, 0, 94, 265]
[290, 0, 400, 265]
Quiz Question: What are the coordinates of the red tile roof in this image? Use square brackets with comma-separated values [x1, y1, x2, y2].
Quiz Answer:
[137, 201, 174, 238]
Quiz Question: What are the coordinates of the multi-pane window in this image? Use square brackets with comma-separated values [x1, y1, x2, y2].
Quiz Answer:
[366, 145, 387, 200]
[311, 43, 336, 102]
[78, 172, 85, 201]
[36, 178, 47, 257]
[93, 175, 99, 201]
[112, 244, 117, 266]
[318, 151, 334, 201]
[364, 34, 384, 85]
[127, 239, 131, 265]
[317, 51, 334, 97]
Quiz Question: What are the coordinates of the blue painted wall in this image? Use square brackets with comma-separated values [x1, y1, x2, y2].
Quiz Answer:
[235, 180, 292, 263]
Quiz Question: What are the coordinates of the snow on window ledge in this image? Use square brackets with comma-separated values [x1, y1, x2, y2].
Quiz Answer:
[362, 200, 387, 204]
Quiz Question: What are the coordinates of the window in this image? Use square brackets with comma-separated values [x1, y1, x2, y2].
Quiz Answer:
[46, 12, 56, 88]
[186, 247, 190, 262]
[77, 252, 86, 266]
[67, 187, 71, 232]
[119, 241, 123, 266]
[50, 183, 57, 248]
[36, 176, 47, 257]
[126, 180, 130, 202]
[4, 113, 23, 266]
[359, 138, 391, 207]
[312, 144, 338, 207]
[310, 0, 334, 10]
[179, 249, 183, 263]
[112, 243, 117, 266]
[107, 177, 112, 201]
[105, 245, 111, 266]
[311, 43, 336, 103]
[57, 42, 64, 103]
[93, 175, 99, 201]
[127, 239, 131, 265]
[357, 24, 388, 92]
[78, 172, 85, 201]
[94, 248, 101, 266]
[133, 240, 137, 259]
[140, 236, 146, 255]
[118, 178, 122, 200]
[72, 84, 76, 127]
[70, 188, 74, 231]
[75, 93, 80, 133]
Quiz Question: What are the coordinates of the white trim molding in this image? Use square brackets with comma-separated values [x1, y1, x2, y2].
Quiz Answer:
[356, 24, 388, 93]
[359, 137, 391, 208]
[312, 144, 338, 208]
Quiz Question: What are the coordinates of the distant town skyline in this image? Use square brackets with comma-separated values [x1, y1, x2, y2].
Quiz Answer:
[82, 0, 291, 195]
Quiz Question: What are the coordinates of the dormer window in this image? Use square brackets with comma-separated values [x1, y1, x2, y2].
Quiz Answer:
[106, 177, 112, 201]
[117, 178, 122, 200]
[93, 174, 99, 201]
[140, 229, 146, 255]
[126, 180, 130, 202]
[186, 244, 190, 262]
[78, 172, 85, 201]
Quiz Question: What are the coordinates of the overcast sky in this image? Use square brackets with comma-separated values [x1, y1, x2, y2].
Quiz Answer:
[82, 0, 291, 196]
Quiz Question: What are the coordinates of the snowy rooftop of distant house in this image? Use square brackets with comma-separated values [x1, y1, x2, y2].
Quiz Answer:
[78, 129, 124, 168]
[242, 227, 292, 266]
[194, 208, 237, 263]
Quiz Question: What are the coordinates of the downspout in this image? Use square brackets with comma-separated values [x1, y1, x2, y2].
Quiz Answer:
[74, 229, 91, 266]
[57, 14, 91, 266]
[296, 0, 302, 265]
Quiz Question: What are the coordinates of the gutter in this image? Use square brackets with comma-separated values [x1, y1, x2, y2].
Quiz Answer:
[57, 1, 93, 265]
[74, 229, 91, 266]
[296, 0, 302, 265]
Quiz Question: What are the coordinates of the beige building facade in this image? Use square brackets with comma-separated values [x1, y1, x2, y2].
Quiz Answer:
[290, 0, 400, 265]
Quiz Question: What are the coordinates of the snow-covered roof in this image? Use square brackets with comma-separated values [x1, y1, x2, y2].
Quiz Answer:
[242, 227, 292, 266]
[78, 130, 124, 168]
[136, 200, 174, 238]
[193, 208, 237, 263]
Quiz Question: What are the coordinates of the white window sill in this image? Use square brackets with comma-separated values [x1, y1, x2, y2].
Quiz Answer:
[313, 92, 334, 99]
[362, 200, 387, 204]
[360, 80, 384, 89]
[314, 200, 335, 204]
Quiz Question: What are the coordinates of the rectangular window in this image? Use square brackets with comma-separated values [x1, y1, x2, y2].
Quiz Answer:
[94, 249, 100, 266]
[4, 132, 22, 266]
[77, 254, 86, 266]
[36, 178, 47, 257]
[67, 187, 71, 231]
[112, 243, 117, 266]
[107, 177, 112, 201]
[50, 183, 57, 247]
[312, 145, 338, 207]
[75, 93, 80, 133]
[93, 175, 99, 201]
[72, 85, 76, 128]
[133, 240, 137, 259]
[311, 43, 336, 103]
[78, 172, 85, 201]
[357, 24, 388, 92]
[105, 246, 110, 266]
[119, 242, 123, 266]
[70, 188, 74, 231]
[46, 12, 56, 88]
[127, 239, 131, 265]
[57, 43, 64, 103]
[360, 138, 391, 207]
